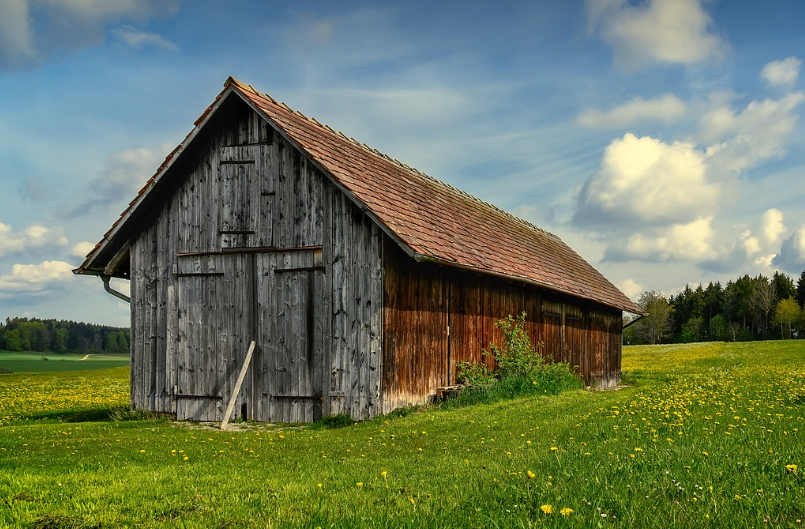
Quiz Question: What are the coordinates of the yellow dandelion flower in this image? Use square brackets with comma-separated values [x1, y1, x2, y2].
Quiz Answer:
[527, 470, 536, 479]
[356, 482, 363, 488]
[182, 456, 189, 461]
[734, 494, 741, 501]
[540, 504, 553, 514]
[550, 446, 558, 452]
[317, 483, 322, 488]
[560, 507, 574, 516]
[785, 464, 798, 473]
[702, 451, 709, 457]
[381, 471, 388, 478]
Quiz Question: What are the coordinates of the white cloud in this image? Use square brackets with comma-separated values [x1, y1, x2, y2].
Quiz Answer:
[759, 208, 786, 247]
[604, 216, 718, 263]
[702, 92, 805, 177]
[761, 56, 802, 89]
[0, 260, 75, 299]
[772, 225, 805, 273]
[71, 241, 97, 259]
[585, 0, 726, 71]
[0, 222, 68, 258]
[617, 278, 644, 300]
[0, 0, 180, 69]
[573, 133, 719, 227]
[577, 94, 688, 129]
[111, 25, 177, 50]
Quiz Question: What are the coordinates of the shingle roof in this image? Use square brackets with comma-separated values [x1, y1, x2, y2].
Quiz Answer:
[78, 77, 643, 315]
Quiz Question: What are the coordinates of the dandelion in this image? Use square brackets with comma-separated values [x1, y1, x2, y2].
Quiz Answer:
[527, 470, 536, 479]
[560, 507, 574, 516]
[540, 504, 553, 514]
[550, 446, 558, 452]
[356, 482, 363, 488]
[785, 464, 798, 473]
[702, 451, 709, 457]
[317, 483, 322, 488]
[381, 471, 388, 478]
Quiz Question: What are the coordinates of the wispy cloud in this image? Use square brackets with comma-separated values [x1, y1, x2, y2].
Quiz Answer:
[111, 25, 177, 50]
[0, 0, 180, 70]
[577, 94, 688, 129]
[65, 144, 172, 217]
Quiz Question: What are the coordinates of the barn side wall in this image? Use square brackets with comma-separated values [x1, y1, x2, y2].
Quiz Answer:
[382, 236, 623, 412]
[130, 99, 382, 422]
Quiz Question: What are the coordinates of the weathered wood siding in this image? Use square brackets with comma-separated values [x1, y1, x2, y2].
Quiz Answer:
[382, 237, 623, 411]
[130, 99, 383, 422]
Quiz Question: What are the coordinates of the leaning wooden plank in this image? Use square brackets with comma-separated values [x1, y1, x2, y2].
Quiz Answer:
[221, 340, 256, 431]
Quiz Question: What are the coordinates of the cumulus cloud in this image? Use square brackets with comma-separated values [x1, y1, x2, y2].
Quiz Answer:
[71, 241, 97, 259]
[0, 222, 68, 258]
[617, 278, 644, 300]
[772, 225, 805, 273]
[0, 0, 180, 70]
[0, 260, 75, 299]
[575, 57, 805, 272]
[603, 216, 718, 263]
[585, 0, 726, 71]
[111, 25, 177, 50]
[761, 56, 802, 89]
[66, 144, 171, 216]
[577, 94, 688, 129]
[573, 133, 719, 228]
[759, 208, 786, 247]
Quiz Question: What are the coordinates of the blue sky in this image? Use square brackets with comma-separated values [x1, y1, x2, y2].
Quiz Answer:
[1, 0, 804, 327]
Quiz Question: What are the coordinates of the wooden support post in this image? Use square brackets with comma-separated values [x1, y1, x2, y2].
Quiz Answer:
[221, 340, 256, 430]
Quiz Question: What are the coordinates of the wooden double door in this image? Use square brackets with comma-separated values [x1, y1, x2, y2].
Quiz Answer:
[174, 248, 324, 423]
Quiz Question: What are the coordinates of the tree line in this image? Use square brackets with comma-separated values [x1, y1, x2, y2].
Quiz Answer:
[0, 317, 131, 354]
[625, 268, 805, 345]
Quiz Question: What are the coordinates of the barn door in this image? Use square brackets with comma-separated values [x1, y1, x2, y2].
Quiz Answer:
[174, 253, 253, 421]
[254, 249, 324, 423]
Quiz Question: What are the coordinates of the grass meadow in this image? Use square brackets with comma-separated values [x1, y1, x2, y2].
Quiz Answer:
[0, 351, 130, 374]
[0, 341, 803, 528]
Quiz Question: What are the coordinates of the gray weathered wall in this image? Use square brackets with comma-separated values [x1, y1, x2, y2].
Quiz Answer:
[130, 97, 382, 422]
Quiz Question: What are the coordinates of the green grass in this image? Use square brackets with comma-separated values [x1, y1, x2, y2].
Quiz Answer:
[0, 351, 129, 373]
[0, 342, 803, 528]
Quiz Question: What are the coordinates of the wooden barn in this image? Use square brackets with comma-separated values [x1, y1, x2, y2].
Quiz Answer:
[76, 77, 643, 423]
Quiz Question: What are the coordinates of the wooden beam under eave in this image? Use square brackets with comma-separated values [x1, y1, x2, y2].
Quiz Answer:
[104, 241, 131, 276]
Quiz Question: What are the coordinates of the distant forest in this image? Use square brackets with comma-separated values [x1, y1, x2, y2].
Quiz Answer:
[626, 268, 805, 345]
[0, 318, 130, 355]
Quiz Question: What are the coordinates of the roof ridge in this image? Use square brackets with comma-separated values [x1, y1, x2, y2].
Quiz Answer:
[229, 79, 560, 241]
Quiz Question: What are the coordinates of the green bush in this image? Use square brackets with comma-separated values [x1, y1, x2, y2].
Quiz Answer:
[449, 312, 582, 407]
[455, 360, 496, 387]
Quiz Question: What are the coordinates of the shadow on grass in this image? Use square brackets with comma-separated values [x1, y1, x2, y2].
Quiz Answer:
[21, 407, 166, 424]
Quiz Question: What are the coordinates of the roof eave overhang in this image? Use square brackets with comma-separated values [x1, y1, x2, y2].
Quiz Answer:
[414, 252, 645, 315]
